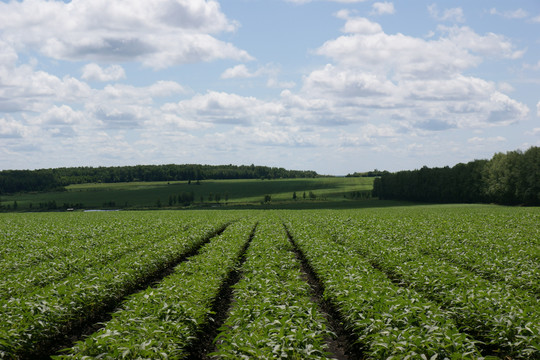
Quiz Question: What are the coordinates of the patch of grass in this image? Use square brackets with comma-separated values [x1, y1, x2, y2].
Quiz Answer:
[1, 177, 375, 211]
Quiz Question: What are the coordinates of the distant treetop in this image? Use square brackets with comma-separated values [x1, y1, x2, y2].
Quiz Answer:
[0, 164, 318, 194]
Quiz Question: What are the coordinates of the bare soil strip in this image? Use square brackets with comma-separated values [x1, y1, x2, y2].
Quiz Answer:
[284, 224, 361, 360]
[37, 222, 233, 360]
[187, 223, 258, 360]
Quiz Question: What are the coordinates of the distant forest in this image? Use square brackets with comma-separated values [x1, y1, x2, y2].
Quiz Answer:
[373, 146, 540, 205]
[0, 164, 317, 194]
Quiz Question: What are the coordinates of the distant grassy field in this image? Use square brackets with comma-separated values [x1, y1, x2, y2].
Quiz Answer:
[0, 177, 375, 210]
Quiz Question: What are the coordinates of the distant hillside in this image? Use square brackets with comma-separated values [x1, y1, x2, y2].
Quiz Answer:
[0, 164, 318, 194]
[0, 177, 375, 211]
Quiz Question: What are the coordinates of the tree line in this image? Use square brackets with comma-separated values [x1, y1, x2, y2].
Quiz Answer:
[373, 146, 540, 205]
[0, 164, 318, 194]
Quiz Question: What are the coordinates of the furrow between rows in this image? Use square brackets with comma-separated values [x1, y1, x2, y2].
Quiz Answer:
[186, 222, 258, 359]
[284, 224, 357, 360]
[209, 218, 335, 359]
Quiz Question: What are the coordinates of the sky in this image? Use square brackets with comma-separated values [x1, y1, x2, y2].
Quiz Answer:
[0, 0, 539, 175]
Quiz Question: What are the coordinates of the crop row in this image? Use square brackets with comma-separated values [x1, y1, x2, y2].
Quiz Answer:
[381, 208, 538, 296]
[0, 212, 151, 273]
[56, 218, 256, 359]
[310, 212, 540, 358]
[0, 214, 209, 300]
[211, 217, 333, 359]
[0, 213, 238, 358]
[284, 218, 480, 359]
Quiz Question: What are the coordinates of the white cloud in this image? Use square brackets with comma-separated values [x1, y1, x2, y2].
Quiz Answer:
[34, 105, 85, 126]
[337, 11, 382, 34]
[497, 82, 515, 93]
[0, 61, 93, 113]
[296, 15, 530, 132]
[0, 117, 27, 138]
[467, 136, 506, 145]
[371, 2, 395, 15]
[221, 64, 257, 79]
[96, 81, 186, 104]
[0, 0, 252, 69]
[302, 63, 396, 98]
[287, 0, 368, 3]
[490, 8, 529, 19]
[342, 17, 383, 34]
[81, 64, 126, 82]
[162, 91, 284, 125]
[428, 4, 465, 23]
[537, 101, 540, 117]
[440, 26, 524, 60]
[523, 60, 540, 71]
[0, 39, 17, 67]
[317, 26, 477, 78]
[317, 17, 524, 80]
[221, 64, 296, 89]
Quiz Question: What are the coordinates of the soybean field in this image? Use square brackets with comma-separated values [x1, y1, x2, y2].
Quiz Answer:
[0, 205, 538, 359]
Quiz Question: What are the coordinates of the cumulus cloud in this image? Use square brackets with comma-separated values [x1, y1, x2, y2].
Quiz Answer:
[0, 65, 92, 113]
[317, 24, 476, 78]
[317, 16, 524, 79]
[0, 0, 252, 69]
[287, 0, 368, 3]
[221, 64, 258, 79]
[81, 64, 126, 82]
[428, 4, 465, 23]
[0, 117, 27, 138]
[302, 64, 396, 99]
[162, 91, 284, 125]
[34, 105, 85, 126]
[221, 64, 296, 89]
[297, 14, 530, 132]
[371, 2, 395, 15]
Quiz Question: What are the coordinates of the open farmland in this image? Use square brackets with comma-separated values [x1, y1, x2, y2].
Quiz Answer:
[0, 205, 538, 359]
[0, 177, 375, 211]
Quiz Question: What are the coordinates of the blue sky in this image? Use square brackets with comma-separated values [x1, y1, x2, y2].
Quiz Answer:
[0, 0, 539, 174]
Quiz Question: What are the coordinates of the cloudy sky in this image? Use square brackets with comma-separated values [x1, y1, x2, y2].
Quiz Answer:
[0, 0, 539, 174]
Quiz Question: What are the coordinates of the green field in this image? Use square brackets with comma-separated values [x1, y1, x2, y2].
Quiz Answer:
[0, 177, 375, 210]
[0, 204, 538, 359]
